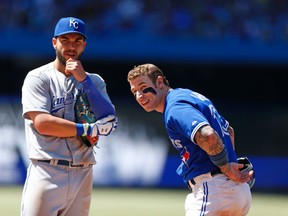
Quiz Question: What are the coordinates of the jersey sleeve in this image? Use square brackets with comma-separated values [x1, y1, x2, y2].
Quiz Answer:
[167, 101, 209, 144]
[82, 74, 116, 119]
[88, 74, 112, 101]
[22, 74, 51, 120]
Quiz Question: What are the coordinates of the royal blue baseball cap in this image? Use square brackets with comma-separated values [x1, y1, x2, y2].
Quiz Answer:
[54, 17, 87, 39]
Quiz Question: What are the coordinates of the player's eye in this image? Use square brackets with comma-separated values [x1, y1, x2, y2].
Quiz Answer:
[60, 39, 68, 44]
[75, 38, 84, 44]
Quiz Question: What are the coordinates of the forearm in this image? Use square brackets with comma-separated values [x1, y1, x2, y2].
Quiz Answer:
[195, 125, 229, 170]
[31, 112, 77, 137]
[30, 111, 117, 138]
[195, 125, 252, 183]
[195, 125, 225, 156]
[203, 133, 229, 171]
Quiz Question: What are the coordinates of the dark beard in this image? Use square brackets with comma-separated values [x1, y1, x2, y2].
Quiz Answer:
[56, 50, 66, 66]
[56, 50, 83, 67]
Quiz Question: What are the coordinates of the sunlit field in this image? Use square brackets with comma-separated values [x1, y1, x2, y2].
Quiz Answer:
[1, 186, 288, 216]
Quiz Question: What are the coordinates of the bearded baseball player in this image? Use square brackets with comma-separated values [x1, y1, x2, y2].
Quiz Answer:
[128, 63, 255, 216]
[21, 17, 117, 216]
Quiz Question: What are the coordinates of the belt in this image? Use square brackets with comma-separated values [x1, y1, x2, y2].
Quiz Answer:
[188, 168, 222, 187]
[37, 159, 89, 168]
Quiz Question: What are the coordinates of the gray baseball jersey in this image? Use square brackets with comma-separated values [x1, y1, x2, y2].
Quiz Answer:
[22, 62, 113, 165]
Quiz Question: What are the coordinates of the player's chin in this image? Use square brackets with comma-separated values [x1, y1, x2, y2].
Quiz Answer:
[141, 105, 154, 112]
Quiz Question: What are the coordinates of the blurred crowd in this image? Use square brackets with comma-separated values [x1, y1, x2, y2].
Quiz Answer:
[1, 0, 288, 43]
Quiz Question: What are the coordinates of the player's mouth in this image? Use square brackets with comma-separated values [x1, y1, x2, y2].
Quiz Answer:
[140, 98, 149, 106]
[64, 51, 77, 58]
[140, 99, 155, 112]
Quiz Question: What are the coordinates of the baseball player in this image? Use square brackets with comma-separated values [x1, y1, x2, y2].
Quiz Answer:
[21, 17, 117, 216]
[127, 63, 254, 216]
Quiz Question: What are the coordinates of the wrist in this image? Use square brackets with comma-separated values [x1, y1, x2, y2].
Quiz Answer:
[219, 163, 231, 174]
[76, 123, 90, 136]
[208, 147, 229, 167]
[80, 75, 89, 84]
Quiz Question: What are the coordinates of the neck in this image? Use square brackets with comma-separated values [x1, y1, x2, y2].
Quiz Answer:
[53, 59, 66, 75]
[156, 86, 172, 113]
[166, 87, 172, 96]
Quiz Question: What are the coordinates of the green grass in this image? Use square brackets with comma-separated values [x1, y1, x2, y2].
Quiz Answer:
[1, 186, 288, 216]
[90, 188, 186, 216]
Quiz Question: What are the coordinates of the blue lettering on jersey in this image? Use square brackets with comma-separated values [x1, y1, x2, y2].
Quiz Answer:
[52, 96, 65, 109]
[51, 89, 80, 114]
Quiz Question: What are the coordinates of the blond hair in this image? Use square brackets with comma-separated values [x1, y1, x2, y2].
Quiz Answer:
[127, 63, 169, 86]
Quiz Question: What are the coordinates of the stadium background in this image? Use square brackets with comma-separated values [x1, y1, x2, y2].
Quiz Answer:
[0, 0, 288, 192]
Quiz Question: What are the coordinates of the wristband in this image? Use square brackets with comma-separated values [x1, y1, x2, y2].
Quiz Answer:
[76, 123, 89, 136]
[208, 148, 229, 167]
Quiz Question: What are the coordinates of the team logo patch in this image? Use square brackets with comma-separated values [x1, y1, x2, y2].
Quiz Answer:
[182, 149, 190, 167]
[69, 19, 79, 29]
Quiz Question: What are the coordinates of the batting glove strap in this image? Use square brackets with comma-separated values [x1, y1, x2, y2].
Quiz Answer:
[89, 115, 118, 137]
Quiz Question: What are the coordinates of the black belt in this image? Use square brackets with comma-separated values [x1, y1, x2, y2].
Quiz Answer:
[189, 168, 222, 186]
[37, 159, 87, 168]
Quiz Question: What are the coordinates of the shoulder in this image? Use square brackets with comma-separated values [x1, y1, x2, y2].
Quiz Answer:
[25, 62, 53, 80]
[165, 88, 206, 118]
[169, 88, 192, 97]
[165, 89, 192, 113]
[169, 88, 211, 106]
[166, 88, 194, 107]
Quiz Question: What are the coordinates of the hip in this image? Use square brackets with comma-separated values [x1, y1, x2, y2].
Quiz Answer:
[185, 174, 252, 215]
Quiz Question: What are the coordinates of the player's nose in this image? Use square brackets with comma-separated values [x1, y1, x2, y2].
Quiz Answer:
[67, 41, 77, 50]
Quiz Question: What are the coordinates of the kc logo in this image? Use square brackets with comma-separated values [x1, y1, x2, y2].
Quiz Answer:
[69, 19, 79, 29]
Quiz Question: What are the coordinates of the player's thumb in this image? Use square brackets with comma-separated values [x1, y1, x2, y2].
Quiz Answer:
[237, 163, 245, 170]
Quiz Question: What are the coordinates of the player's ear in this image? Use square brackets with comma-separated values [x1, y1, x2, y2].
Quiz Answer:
[52, 38, 57, 49]
[156, 76, 164, 87]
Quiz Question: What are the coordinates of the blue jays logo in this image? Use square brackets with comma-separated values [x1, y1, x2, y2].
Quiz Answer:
[182, 148, 190, 167]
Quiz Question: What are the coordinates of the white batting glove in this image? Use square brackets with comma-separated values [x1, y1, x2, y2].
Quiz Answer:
[89, 115, 118, 136]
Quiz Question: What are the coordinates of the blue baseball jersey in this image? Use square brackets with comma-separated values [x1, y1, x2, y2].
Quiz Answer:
[163, 88, 237, 183]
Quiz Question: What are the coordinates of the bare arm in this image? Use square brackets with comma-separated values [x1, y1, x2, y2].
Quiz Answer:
[28, 111, 77, 137]
[194, 125, 224, 155]
[194, 125, 253, 183]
